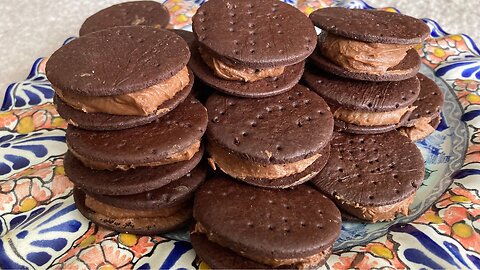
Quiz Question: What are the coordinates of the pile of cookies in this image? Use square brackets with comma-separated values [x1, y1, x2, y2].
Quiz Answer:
[46, 2, 209, 235]
[305, 7, 444, 223]
[186, 1, 346, 268]
[44, 0, 446, 269]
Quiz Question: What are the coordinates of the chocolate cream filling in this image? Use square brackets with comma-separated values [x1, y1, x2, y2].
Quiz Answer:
[198, 46, 285, 82]
[399, 117, 437, 141]
[85, 195, 188, 218]
[319, 32, 415, 74]
[207, 142, 321, 179]
[71, 140, 201, 170]
[54, 67, 190, 116]
[332, 105, 416, 126]
[337, 193, 416, 223]
[85, 195, 192, 229]
[193, 222, 331, 269]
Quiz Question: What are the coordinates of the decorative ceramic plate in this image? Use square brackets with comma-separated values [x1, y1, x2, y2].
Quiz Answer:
[1, 0, 479, 269]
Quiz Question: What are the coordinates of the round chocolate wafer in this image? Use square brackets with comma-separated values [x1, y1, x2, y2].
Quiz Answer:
[190, 232, 270, 269]
[193, 177, 340, 267]
[405, 73, 444, 127]
[74, 188, 191, 235]
[47, 26, 189, 96]
[309, 7, 430, 44]
[303, 68, 420, 112]
[190, 231, 332, 269]
[89, 163, 207, 210]
[170, 29, 195, 49]
[79, 1, 170, 36]
[66, 98, 207, 169]
[64, 147, 204, 196]
[189, 44, 305, 98]
[310, 48, 421, 81]
[311, 131, 424, 208]
[54, 69, 193, 131]
[206, 85, 333, 164]
[192, 0, 317, 69]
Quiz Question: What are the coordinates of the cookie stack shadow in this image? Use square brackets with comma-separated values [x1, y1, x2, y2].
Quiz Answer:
[46, 26, 208, 235]
[304, 7, 445, 222]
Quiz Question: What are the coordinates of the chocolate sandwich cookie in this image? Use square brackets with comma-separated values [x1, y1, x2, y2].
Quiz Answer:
[399, 73, 444, 141]
[309, 7, 429, 81]
[192, 177, 341, 269]
[47, 26, 192, 129]
[74, 163, 207, 235]
[79, 1, 170, 36]
[303, 68, 420, 134]
[53, 70, 192, 130]
[311, 131, 425, 222]
[205, 85, 333, 188]
[190, 0, 317, 97]
[66, 98, 207, 170]
[64, 147, 203, 195]
[190, 232, 274, 269]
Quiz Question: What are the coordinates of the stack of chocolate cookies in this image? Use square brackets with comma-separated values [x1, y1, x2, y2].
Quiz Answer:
[187, 0, 342, 268]
[46, 26, 208, 234]
[43, 1, 446, 268]
[304, 7, 444, 222]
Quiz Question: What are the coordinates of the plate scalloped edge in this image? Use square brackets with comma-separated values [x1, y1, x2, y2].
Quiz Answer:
[0, 0, 479, 269]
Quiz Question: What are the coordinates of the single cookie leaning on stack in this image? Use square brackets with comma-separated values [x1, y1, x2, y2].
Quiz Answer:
[189, 0, 317, 98]
[309, 7, 430, 81]
[399, 73, 444, 141]
[79, 1, 170, 36]
[205, 85, 333, 188]
[47, 26, 192, 131]
[191, 177, 341, 269]
[303, 68, 420, 134]
[312, 131, 425, 222]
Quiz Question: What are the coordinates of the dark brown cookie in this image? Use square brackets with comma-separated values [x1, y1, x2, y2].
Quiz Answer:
[89, 163, 207, 210]
[405, 73, 444, 127]
[189, 44, 305, 98]
[206, 85, 333, 164]
[189, 76, 215, 104]
[193, 177, 341, 267]
[54, 69, 193, 131]
[190, 232, 270, 269]
[66, 98, 207, 169]
[64, 147, 203, 196]
[190, 232, 332, 269]
[303, 68, 420, 112]
[309, 7, 430, 44]
[192, 0, 317, 69]
[47, 26, 189, 96]
[334, 113, 411, 134]
[79, 1, 170, 36]
[239, 144, 330, 189]
[74, 188, 191, 235]
[170, 29, 195, 50]
[310, 48, 421, 81]
[311, 131, 424, 208]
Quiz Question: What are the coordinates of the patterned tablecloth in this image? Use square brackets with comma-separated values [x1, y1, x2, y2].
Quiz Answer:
[0, 0, 479, 269]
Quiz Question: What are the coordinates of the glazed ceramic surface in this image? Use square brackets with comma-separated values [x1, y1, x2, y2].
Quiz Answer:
[1, 0, 479, 269]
